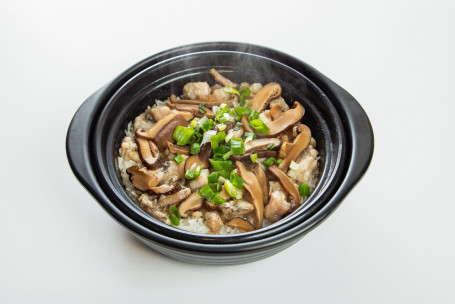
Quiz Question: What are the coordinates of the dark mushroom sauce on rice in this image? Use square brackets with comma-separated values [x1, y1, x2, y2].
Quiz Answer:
[117, 69, 319, 234]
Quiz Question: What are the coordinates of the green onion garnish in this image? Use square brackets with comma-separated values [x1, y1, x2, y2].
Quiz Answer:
[172, 126, 195, 145]
[174, 154, 184, 164]
[250, 153, 258, 163]
[190, 142, 201, 155]
[212, 195, 226, 205]
[262, 157, 275, 167]
[234, 106, 252, 116]
[210, 131, 226, 149]
[217, 124, 227, 131]
[248, 110, 259, 121]
[299, 184, 310, 196]
[266, 143, 276, 150]
[233, 122, 243, 131]
[199, 184, 226, 205]
[224, 180, 242, 199]
[238, 86, 251, 106]
[223, 87, 240, 95]
[202, 118, 215, 132]
[223, 151, 232, 160]
[250, 119, 270, 134]
[235, 115, 241, 122]
[207, 172, 219, 183]
[230, 138, 245, 155]
[198, 104, 207, 114]
[244, 132, 256, 140]
[230, 172, 245, 189]
[209, 159, 234, 171]
[218, 169, 229, 179]
[190, 118, 200, 128]
[276, 158, 283, 165]
[169, 206, 181, 226]
[213, 145, 230, 155]
[185, 165, 202, 179]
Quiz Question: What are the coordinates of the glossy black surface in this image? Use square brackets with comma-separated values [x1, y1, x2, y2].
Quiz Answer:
[66, 42, 374, 264]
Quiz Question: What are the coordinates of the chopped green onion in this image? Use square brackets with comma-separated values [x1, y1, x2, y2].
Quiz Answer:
[299, 184, 310, 196]
[266, 143, 276, 150]
[233, 122, 243, 131]
[289, 161, 299, 170]
[207, 172, 219, 183]
[185, 165, 202, 179]
[235, 115, 241, 122]
[218, 176, 227, 183]
[190, 127, 203, 143]
[172, 126, 195, 145]
[198, 104, 207, 114]
[217, 124, 227, 131]
[213, 145, 231, 155]
[210, 131, 226, 149]
[276, 158, 283, 165]
[218, 169, 229, 179]
[169, 206, 181, 226]
[223, 151, 232, 160]
[244, 132, 256, 140]
[248, 110, 259, 121]
[190, 142, 201, 155]
[174, 154, 184, 164]
[212, 195, 226, 205]
[202, 118, 215, 132]
[230, 138, 245, 155]
[190, 118, 200, 128]
[234, 106, 252, 116]
[220, 103, 230, 112]
[262, 157, 275, 167]
[238, 86, 251, 106]
[224, 180, 242, 199]
[250, 119, 270, 134]
[209, 159, 234, 171]
[230, 172, 245, 189]
[250, 153, 258, 163]
[223, 87, 240, 95]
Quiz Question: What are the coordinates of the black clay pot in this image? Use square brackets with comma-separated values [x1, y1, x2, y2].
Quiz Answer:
[66, 42, 374, 265]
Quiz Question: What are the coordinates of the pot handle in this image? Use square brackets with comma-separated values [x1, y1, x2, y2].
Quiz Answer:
[66, 86, 107, 195]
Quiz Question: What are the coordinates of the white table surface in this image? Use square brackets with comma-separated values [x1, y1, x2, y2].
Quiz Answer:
[1, 0, 454, 303]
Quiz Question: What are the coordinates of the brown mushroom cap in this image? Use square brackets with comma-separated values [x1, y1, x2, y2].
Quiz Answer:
[167, 103, 214, 118]
[170, 94, 238, 108]
[249, 82, 282, 113]
[244, 138, 281, 153]
[158, 187, 191, 206]
[153, 114, 189, 151]
[278, 124, 311, 171]
[227, 218, 255, 232]
[126, 166, 161, 191]
[253, 164, 269, 205]
[178, 191, 203, 217]
[260, 101, 305, 138]
[136, 113, 189, 140]
[268, 165, 301, 209]
[236, 161, 264, 228]
[135, 136, 161, 169]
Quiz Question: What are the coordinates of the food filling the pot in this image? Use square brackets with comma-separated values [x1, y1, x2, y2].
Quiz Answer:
[117, 69, 319, 234]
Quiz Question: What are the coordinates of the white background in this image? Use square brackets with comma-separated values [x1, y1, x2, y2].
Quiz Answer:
[1, 0, 454, 303]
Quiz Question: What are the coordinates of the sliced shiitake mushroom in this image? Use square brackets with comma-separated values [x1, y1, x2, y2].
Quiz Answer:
[185, 154, 210, 172]
[253, 164, 269, 205]
[170, 94, 238, 108]
[136, 113, 189, 140]
[209, 68, 238, 89]
[236, 161, 263, 228]
[126, 166, 161, 191]
[153, 114, 189, 151]
[261, 101, 305, 138]
[244, 138, 281, 153]
[268, 165, 301, 209]
[227, 218, 255, 232]
[278, 124, 311, 171]
[167, 141, 190, 156]
[249, 82, 282, 113]
[178, 191, 203, 217]
[167, 103, 214, 118]
[135, 136, 161, 169]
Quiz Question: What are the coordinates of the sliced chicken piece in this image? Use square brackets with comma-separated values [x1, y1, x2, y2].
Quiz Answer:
[120, 137, 141, 163]
[264, 190, 291, 223]
[219, 200, 254, 220]
[188, 169, 209, 192]
[259, 110, 272, 124]
[149, 104, 171, 122]
[138, 194, 168, 222]
[205, 211, 224, 233]
[158, 187, 191, 206]
[287, 147, 318, 184]
[133, 112, 154, 132]
[249, 83, 263, 95]
[182, 82, 211, 100]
